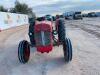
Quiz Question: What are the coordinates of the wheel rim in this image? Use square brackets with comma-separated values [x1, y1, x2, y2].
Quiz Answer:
[23, 43, 30, 62]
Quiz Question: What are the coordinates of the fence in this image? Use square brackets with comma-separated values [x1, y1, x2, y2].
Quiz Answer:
[0, 12, 29, 31]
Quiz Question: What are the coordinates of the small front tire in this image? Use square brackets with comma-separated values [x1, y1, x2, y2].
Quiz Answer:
[63, 38, 72, 62]
[18, 40, 30, 64]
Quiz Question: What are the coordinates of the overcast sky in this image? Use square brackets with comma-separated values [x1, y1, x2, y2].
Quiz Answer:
[0, 0, 100, 16]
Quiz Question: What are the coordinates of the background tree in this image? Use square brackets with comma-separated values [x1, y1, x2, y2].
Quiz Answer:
[10, 1, 35, 18]
[0, 6, 7, 12]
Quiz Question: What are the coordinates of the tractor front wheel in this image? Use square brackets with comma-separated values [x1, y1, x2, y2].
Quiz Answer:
[63, 38, 72, 62]
[18, 40, 30, 64]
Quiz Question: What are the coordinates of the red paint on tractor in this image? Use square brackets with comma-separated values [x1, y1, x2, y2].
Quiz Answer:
[36, 44, 53, 53]
[34, 21, 53, 53]
[34, 21, 52, 32]
[24, 48, 29, 60]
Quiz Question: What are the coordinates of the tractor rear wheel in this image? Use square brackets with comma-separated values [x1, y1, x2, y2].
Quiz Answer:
[57, 19, 66, 42]
[18, 40, 30, 64]
[63, 38, 72, 62]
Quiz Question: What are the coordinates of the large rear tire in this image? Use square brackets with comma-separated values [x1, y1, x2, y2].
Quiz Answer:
[63, 38, 72, 62]
[18, 40, 30, 64]
[57, 19, 66, 42]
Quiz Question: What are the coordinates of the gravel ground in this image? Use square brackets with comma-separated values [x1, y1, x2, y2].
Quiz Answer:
[0, 18, 100, 75]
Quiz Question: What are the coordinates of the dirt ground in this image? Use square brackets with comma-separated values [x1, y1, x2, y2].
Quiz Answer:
[0, 18, 100, 75]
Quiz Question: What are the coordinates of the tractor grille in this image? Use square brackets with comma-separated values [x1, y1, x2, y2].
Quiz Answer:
[35, 31, 51, 46]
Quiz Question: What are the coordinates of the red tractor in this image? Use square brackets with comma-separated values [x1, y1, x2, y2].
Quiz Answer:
[18, 18, 72, 64]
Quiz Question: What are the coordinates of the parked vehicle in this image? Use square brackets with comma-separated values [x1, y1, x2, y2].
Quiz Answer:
[63, 11, 74, 20]
[63, 11, 83, 20]
[88, 12, 97, 17]
[73, 12, 83, 20]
